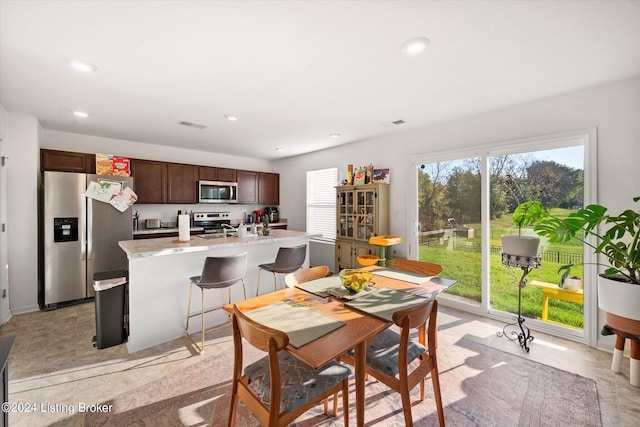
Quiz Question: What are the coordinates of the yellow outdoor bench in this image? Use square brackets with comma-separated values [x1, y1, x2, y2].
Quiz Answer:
[528, 280, 584, 324]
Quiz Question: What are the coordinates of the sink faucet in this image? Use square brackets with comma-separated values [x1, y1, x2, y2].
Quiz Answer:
[221, 223, 238, 237]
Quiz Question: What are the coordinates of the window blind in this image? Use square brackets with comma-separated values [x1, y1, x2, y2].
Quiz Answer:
[306, 168, 337, 241]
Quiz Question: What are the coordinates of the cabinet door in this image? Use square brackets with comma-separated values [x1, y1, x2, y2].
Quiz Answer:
[336, 190, 355, 238]
[237, 170, 258, 203]
[336, 240, 354, 270]
[131, 159, 167, 204]
[217, 168, 237, 182]
[167, 163, 198, 203]
[198, 166, 217, 181]
[41, 149, 95, 173]
[355, 188, 377, 240]
[258, 172, 279, 205]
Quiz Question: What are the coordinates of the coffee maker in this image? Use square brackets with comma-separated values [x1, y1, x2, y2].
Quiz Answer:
[264, 207, 279, 223]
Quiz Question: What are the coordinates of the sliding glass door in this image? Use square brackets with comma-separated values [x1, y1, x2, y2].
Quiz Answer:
[413, 131, 594, 341]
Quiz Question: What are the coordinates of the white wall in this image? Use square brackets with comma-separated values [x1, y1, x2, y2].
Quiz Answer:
[275, 76, 640, 349]
[0, 105, 10, 323]
[6, 113, 40, 314]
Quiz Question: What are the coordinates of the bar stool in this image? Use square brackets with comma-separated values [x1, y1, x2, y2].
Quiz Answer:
[255, 244, 306, 296]
[185, 252, 247, 353]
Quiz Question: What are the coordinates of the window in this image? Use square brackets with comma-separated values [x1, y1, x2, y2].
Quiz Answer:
[306, 167, 337, 240]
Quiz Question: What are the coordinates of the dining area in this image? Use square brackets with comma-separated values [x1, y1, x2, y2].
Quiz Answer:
[204, 257, 455, 427]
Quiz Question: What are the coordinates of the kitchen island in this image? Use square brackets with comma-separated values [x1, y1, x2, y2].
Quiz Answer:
[119, 229, 319, 353]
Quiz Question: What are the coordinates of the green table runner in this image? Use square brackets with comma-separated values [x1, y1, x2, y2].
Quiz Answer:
[295, 275, 342, 297]
[244, 300, 345, 348]
[344, 288, 429, 322]
[373, 268, 432, 285]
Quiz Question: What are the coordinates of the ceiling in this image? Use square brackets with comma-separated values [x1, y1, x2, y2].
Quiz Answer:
[1, 1, 639, 160]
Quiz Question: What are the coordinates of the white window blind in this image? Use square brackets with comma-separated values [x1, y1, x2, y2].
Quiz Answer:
[306, 167, 337, 241]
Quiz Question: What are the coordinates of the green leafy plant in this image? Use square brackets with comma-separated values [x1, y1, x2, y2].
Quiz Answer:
[515, 197, 640, 285]
[557, 262, 580, 286]
[262, 214, 270, 228]
[511, 200, 548, 236]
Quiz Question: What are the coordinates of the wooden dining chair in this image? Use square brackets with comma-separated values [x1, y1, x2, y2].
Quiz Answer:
[390, 258, 443, 277]
[340, 299, 445, 426]
[283, 265, 330, 288]
[227, 305, 351, 427]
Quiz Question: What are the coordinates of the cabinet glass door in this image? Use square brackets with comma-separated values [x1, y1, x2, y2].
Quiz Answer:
[338, 190, 355, 238]
[356, 189, 376, 240]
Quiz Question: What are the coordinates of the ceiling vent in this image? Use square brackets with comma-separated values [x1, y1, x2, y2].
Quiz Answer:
[177, 120, 207, 130]
[392, 119, 405, 125]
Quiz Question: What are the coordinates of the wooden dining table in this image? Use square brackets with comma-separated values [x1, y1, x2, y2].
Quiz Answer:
[223, 267, 456, 426]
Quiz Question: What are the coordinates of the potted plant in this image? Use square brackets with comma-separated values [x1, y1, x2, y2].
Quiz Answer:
[557, 262, 582, 291]
[501, 200, 546, 258]
[262, 214, 270, 236]
[515, 197, 640, 320]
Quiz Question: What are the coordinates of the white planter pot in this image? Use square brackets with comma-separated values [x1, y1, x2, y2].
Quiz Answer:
[501, 235, 540, 258]
[562, 277, 582, 291]
[598, 275, 640, 321]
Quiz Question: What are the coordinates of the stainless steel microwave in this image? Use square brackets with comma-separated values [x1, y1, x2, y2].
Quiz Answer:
[198, 180, 238, 204]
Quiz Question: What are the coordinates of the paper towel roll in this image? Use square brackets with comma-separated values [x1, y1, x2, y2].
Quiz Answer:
[178, 214, 190, 242]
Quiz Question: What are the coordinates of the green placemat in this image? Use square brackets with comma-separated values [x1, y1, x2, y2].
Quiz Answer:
[373, 268, 432, 285]
[244, 300, 345, 348]
[344, 288, 428, 322]
[295, 275, 342, 297]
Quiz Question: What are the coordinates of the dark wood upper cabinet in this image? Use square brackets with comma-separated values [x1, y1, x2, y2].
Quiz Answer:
[167, 163, 198, 204]
[199, 166, 217, 181]
[130, 159, 167, 204]
[217, 167, 237, 182]
[41, 149, 95, 173]
[198, 166, 237, 182]
[237, 170, 258, 204]
[258, 172, 279, 205]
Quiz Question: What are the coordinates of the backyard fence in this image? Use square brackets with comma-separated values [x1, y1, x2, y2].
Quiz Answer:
[419, 235, 582, 266]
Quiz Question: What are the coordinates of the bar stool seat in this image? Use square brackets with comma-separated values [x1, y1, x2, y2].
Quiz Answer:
[256, 244, 307, 296]
[185, 252, 247, 353]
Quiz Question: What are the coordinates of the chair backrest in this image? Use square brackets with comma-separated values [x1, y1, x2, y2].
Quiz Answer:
[392, 299, 438, 350]
[390, 258, 442, 277]
[272, 244, 307, 273]
[232, 304, 289, 352]
[284, 266, 330, 288]
[199, 252, 247, 288]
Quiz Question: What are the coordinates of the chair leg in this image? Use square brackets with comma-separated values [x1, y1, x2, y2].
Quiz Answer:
[273, 272, 278, 292]
[185, 281, 194, 335]
[256, 269, 262, 297]
[431, 367, 445, 427]
[400, 385, 413, 427]
[200, 287, 205, 353]
[342, 379, 349, 427]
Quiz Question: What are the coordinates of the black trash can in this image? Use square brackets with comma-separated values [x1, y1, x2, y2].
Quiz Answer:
[92, 270, 128, 349]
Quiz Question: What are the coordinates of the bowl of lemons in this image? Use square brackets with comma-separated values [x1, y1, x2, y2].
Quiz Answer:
[338, 269, 374, 293]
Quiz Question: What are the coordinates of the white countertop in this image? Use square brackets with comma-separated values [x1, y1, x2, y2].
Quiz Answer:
[120, 229, 319, 259]
[132, 222, 288, 235]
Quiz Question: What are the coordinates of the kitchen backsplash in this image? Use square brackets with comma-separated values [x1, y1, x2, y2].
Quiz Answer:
[134, 204, 272, 227]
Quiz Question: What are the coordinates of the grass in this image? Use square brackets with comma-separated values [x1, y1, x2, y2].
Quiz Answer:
[419, 208, 584, 328]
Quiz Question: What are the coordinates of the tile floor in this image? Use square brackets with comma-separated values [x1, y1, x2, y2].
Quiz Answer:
[1, 301, 639, 426]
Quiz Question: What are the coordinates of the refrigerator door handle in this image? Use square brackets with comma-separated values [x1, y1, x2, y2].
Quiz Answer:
[86, 197, 93, 260]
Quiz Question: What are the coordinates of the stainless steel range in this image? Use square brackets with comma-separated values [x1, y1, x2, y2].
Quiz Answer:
[193, 212, 232, 233]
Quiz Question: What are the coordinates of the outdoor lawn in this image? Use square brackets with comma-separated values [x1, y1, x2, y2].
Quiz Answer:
[419, 208, 584, 328]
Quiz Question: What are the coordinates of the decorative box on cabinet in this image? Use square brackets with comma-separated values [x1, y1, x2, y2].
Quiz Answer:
[199, 166, 237, 182]
[335, 183, 389, 269]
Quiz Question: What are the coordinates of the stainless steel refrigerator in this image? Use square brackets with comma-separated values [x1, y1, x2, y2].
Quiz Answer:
[43, 171, 133, 308]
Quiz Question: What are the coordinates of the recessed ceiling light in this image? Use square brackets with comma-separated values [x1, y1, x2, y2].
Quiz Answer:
[401, 37, 430, 55]
[73, 111, 89, 118]
[225, 115, 238, 121]
[275, 148, 283, 152]
[329, 133, 341, 138]
[69, 60, 97, 72]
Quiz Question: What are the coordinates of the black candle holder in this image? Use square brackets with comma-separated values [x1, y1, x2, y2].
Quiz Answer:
[497, 253, 541, 352]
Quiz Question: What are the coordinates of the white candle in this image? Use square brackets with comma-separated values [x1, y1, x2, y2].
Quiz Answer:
[178, 214, 190, 242]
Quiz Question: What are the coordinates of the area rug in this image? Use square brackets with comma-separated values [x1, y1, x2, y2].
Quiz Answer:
[85, 334, 601, 426]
